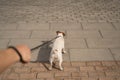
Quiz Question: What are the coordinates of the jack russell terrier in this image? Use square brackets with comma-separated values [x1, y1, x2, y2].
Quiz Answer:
[49, 31, 66, 70]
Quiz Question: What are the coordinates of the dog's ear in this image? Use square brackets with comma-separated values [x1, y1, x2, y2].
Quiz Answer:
[56, 31, 60, 34]
[56, 31, 65, 36]
[62, 32, 65, 36]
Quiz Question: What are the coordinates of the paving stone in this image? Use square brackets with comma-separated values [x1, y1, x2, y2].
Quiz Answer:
[31, 67, 46, 72]
[64, 67, 79, 72]
[0, 0, 120, 23]
[70, 49, 114, 61]
[0, 39, 9, 49]
[87, 62, 102, 66]
[81, 77, 98, 80]
[20, 73, 36, 79]
[31, 31, 57, 39]
[67, 31, 101, 38]
[50, 22, 82, 30]
[112, 22, 120, 30]
[102, 61, 117, 66]
[110, 48, 120, 60]
[87, 39, 120, 48]
[63, 50, 70, 61]
[1, 61, 120, 80]
[105, 71, 120, 77]
[71, 62, 86, 67]
[9, 39, 48, 49]
[88, 71, 105, 77]
[0, 31, 31, 38]
[65, 39, 87, 48]
[37, 72, 53, 78]
[2, 73, 19, 80]
[55, 72, 71, 77]
[14, 67, 30, 73]
[95, 66, 112, 71]
[101, 31, 120, 38]
[72, 72, 88, 77]
[17, 22, 49, 30]
[80, 66, 95, 71]
[82, 22, 115, 30]
[0, 74, 3, 80]
[99, 77, 116, 80]
[23, 63, 40, 67]
[0, 23, 17, 30]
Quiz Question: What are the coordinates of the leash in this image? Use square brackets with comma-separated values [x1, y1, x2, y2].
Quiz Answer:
[30, 36, 59, 51]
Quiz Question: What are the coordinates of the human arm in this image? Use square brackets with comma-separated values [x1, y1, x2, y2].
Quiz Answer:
[0, 45, 31, 74]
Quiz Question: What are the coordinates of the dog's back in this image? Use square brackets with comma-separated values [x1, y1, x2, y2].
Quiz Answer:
[52, 37, 64, 52]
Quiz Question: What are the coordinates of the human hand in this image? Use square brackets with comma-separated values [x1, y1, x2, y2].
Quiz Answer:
[15, 45, 31, 63]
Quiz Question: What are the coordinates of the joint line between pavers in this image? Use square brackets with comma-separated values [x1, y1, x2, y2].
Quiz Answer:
[29, 30, 33, 39]
[111, 22, 117, 30]
[81, 23, 84, 30]
[7, 39, 11, 47]
[84, 38, 89, 48]
[68, 49, 72, 62]
[49, 23, 51, 30]
[98, 30, 103, 38]
[108, 48, 116, 61]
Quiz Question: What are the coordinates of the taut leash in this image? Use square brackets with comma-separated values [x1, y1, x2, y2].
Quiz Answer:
[30, 36, 59, 51]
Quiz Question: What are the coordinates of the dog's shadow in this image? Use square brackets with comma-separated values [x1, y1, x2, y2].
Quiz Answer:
[31, 40, 61, 70]
[36, 41, 52, 70]
[37, 41, 52, 62]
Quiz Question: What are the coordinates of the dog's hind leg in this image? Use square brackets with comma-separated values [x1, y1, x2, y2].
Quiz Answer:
[59, 59, 63, 71]
[49, 58, 53, 70]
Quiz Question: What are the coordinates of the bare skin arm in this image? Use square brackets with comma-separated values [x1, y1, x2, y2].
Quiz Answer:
[0, 45, 31, 74]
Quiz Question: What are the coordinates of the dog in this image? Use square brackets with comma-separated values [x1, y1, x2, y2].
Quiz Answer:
[49, 31, 66, 70]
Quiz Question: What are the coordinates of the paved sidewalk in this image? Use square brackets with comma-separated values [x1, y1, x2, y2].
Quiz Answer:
[0, 0, 120, 80]
[0, 61, 120, 80]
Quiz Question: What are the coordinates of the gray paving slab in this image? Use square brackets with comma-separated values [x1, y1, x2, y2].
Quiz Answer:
[87, 39, 120, 48]
[0, 23, 18, 30]
[67, 31, 102, 39]
[0, 31, 31, 39]
[31, 31, 57, 39]
[101, 31, 120, 38]
[0, 39, 9, 49]
[82, 22, 115, 30]
[110, 48, 120, 60]
[50, 22, 82, 30]
[0, 0, 119, 23]
[112, 22, 120, 30]
[65, 39, 87, 48]
[17, 22, 49, 30]
[70, 49, 114, 61]
[9, 39, 48, 49]
[0, 0, 120, 61]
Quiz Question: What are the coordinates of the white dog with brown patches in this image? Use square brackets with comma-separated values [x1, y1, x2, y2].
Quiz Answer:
[49, 31, 66, 71]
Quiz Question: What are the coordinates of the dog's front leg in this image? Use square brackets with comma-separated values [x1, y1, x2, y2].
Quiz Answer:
[49, 58, 53, 70]
[59, 58, 63, 71]
[62, 48, 66, 54]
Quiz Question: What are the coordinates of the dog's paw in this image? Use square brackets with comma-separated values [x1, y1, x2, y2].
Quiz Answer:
[60, 67, 64, 71]
[62, 51, 67, 54]
[49, 67, 52, 71]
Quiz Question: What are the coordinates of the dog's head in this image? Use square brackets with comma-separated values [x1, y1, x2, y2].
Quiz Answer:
[56, 31, 65, 37]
